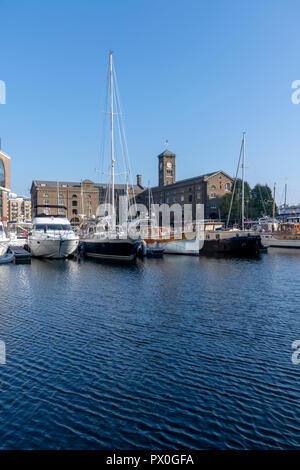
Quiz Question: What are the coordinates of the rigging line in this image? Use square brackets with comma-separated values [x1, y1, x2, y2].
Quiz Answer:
[110, 64, 125, 196]
[258, 184, 267, 215]
[98, 58, 110, 185]
[114, 74, 128, 187]
[227, 137, 244, 227]
[278, 185, 285, 207]
[112, 65, 136, 193]
[113, 71, 131, 190]
[112, 63, 137, 213]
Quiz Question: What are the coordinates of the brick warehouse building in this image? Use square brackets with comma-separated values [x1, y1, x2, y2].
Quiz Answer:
[136, 149, 234, 220]
[30, 178, 145, 225]
[0, 147, 11, 227]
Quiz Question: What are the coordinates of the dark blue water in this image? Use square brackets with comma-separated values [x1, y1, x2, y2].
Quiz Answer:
[0, 250, 300, 449]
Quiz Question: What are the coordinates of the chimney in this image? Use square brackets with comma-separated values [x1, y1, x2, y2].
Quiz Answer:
[136, 174, 142, 187]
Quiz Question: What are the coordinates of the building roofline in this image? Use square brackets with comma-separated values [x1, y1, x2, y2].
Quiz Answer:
[157, 149, 176, 158]
[31, 180, 141, 191]
[150, 170, 233, 191]
[205, 170, 233, 181]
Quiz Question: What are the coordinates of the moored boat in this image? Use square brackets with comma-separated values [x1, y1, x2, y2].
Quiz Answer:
[82, 228, 140, 261]
[28, 213, 79, 259]
[0, 248, 14, 264]
[81, 51, 140, 262]
[0, 222, 10, 257]
[201, 230, 264, 256]
[261, 222, 300, 248]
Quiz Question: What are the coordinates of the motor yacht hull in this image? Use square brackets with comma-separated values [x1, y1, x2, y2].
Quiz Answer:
[0, 248, 14, 264]
[0, 240, 9, 257]
[28, 238, 79, 259]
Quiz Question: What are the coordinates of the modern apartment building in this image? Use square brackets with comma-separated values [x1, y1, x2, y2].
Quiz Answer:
[7, 193, 32, 223]
[0, 147, 11, 227]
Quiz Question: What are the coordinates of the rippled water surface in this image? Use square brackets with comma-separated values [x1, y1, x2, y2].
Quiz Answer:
[0, 250, 300, 449]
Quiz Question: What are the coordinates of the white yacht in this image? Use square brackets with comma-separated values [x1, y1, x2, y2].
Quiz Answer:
[0, 222, 10, 257]
[28, 215, 79, 259]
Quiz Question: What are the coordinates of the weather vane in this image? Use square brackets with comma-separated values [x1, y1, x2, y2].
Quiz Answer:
[164, 139, 168, 149]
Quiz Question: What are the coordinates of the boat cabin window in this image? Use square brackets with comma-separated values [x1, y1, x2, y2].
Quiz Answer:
[280, 224, 296, 233]
[35, 224, 72, 231]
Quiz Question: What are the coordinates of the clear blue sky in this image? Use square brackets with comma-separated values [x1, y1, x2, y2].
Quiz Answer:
[1, 0, 300, 204]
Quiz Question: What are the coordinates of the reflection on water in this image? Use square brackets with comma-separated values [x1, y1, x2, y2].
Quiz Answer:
[0, 252, 300, 449]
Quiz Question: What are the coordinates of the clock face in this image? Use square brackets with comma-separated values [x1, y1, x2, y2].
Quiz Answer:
[167, 162, 172, 169]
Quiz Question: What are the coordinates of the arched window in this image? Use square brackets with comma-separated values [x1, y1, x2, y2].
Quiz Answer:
[72, 194, 77, 198]
[72, 209, 78, 215]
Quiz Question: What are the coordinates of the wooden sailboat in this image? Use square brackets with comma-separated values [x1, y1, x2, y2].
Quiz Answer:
[260, 184, 300, 248]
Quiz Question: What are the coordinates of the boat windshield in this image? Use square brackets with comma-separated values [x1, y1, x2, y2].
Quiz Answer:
[35, 224, 73, 231]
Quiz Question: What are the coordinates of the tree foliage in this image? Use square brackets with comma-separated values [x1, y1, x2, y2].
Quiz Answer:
[220, 181, 275, 221]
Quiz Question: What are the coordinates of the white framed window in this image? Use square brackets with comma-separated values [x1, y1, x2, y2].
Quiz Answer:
[211, 193, 216, 199]
[211, 203, 217, 209]
[225, 183, 230, 191]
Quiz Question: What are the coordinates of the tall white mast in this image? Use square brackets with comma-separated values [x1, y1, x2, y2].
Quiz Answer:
[241, 131, 246, 230]
[109, 50, 115, 228]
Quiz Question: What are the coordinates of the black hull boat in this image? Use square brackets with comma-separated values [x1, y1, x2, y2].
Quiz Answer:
[201, 233, 265, 257]
[82, 238, 140, 262]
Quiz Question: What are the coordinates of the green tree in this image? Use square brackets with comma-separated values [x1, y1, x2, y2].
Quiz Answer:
[220, 181, 275, 222]
[219, 179, 251, 221]
[249, 184, 274, 218]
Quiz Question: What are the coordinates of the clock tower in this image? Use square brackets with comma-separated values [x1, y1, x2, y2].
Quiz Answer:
[158, 149, 176, 187]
